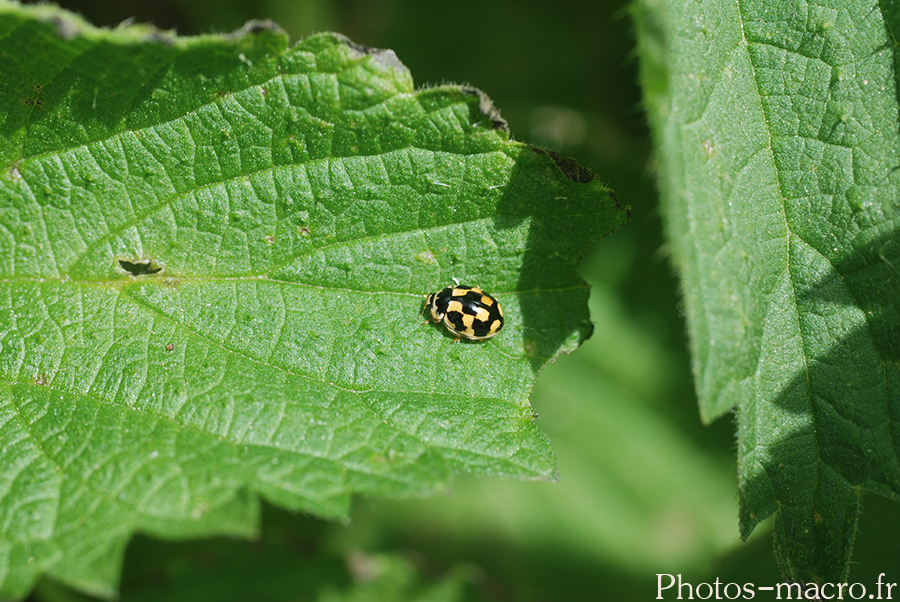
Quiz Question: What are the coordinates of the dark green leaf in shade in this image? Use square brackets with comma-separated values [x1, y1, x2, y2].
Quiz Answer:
[635, 0, 900, 585]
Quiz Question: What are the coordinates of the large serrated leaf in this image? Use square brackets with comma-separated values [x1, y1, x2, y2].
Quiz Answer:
[0, 2, 627, 598]
[634, 0, 900, 585]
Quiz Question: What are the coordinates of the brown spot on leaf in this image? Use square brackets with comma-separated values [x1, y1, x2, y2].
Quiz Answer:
[118, 258, 163, 276]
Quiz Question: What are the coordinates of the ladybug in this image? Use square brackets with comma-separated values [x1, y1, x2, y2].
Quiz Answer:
[424, 285, 504, 341]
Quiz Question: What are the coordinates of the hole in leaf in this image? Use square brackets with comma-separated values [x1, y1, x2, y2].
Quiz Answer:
[118, 258, 163, 276]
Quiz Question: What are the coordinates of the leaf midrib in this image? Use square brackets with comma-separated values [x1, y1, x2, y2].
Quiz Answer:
[731, 0, 828, 488]
[730, 2, 900, 522]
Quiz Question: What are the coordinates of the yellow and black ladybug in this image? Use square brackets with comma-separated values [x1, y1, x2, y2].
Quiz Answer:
[424, 285, 504, 341]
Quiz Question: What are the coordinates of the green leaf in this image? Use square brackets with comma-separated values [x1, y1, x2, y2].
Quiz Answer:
[635, 0, 900, 585]
[0, 3, 627, 599]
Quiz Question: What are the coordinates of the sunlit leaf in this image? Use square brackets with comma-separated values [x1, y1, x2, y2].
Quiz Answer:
[0, 3, 627, 598]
